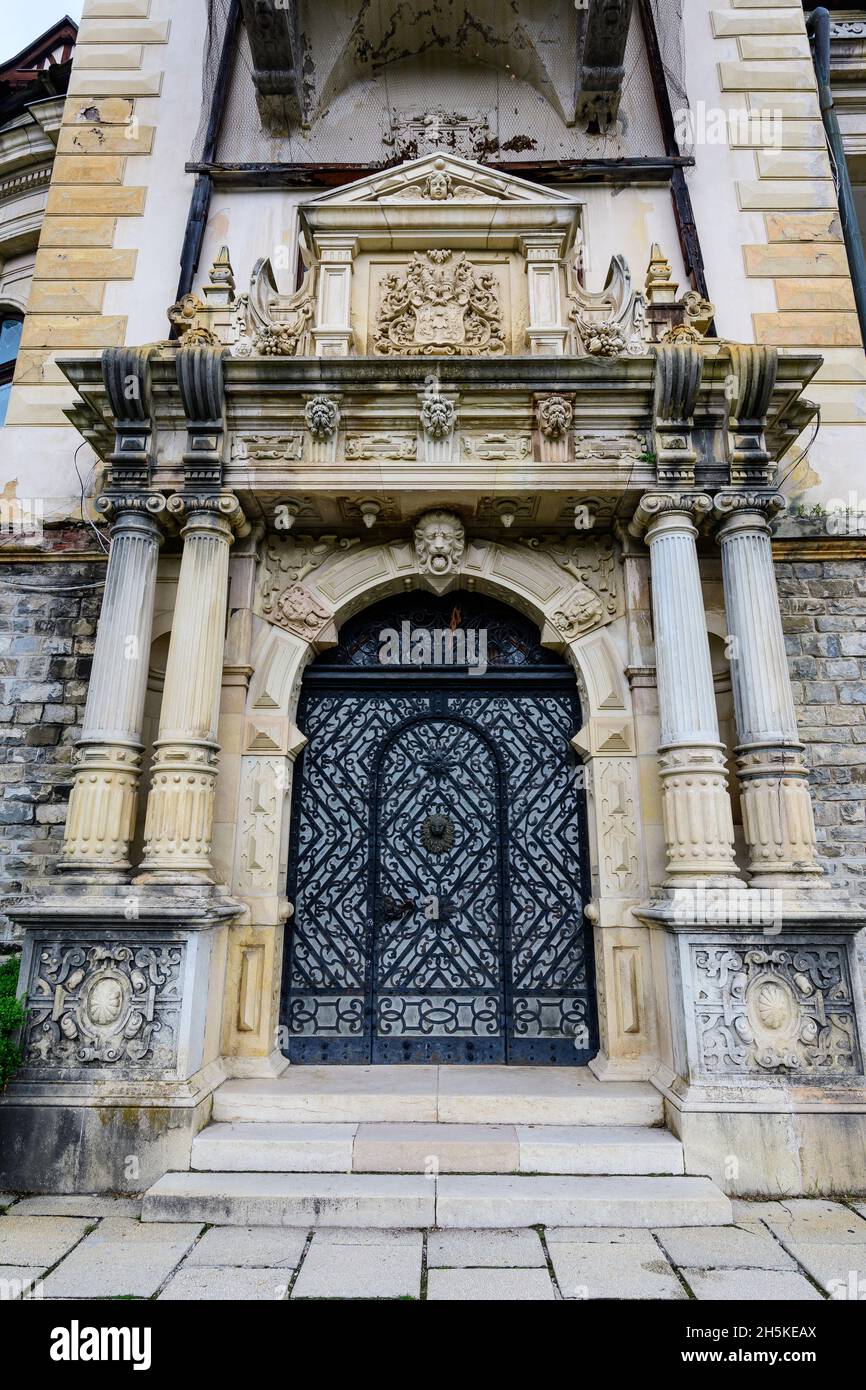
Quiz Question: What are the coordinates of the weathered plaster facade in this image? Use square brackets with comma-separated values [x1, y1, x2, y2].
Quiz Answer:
[1, 1, 865, 1207]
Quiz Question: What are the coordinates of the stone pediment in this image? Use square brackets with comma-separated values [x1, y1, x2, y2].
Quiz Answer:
[306, 154, 577, 208]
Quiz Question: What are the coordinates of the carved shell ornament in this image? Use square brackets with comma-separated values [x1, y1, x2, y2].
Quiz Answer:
[85, 976, 125, 1028]
[745, 973, 800, 1043]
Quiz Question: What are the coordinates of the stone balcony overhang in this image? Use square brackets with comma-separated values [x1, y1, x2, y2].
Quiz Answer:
[240, 0, 635, 134]
[60, 347, 820, 533]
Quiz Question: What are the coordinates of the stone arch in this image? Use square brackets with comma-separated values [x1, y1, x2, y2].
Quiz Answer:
[223, 533, 655, 1078]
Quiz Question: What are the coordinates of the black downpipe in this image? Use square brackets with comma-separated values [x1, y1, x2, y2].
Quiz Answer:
[174, 0, 242, 310]
[808, 7, 866, 347]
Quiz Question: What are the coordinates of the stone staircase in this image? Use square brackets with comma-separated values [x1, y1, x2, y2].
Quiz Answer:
[142, 1066, 731, 1228]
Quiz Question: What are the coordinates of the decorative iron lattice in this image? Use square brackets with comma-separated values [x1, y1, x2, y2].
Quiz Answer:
[283, 599, 594, 1064]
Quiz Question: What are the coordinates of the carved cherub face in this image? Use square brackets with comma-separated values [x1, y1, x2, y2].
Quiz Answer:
[414, 510, 465, 575]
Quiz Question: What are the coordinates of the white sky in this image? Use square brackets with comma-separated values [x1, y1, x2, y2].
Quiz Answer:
[2, 1, 85, 66]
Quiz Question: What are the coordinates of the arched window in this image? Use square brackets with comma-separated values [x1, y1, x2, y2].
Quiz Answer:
[0, 313, 24, 427]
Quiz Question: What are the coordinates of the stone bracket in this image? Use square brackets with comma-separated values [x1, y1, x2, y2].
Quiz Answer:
[576, 0, 635, 128]
[240, 0, 308, 131]
[651, 343, 704, 488]
[176, 346, 228, 491]
[724, 345, 779, 488]
[101, 346, 158, 491]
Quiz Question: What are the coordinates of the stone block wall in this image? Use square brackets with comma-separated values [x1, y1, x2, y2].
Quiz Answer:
[0, 549, 105, 940]
[778, 556, 866, 909]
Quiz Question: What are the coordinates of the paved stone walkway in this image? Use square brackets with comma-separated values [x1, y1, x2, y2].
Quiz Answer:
[0, 1195, 864, 1300]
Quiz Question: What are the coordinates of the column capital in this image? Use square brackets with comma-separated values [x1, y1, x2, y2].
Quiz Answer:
[713, 490, 786, 537]
[166, 492, 252, 539]
[628, 490, 713, 540]
[96, 492, 169, 523]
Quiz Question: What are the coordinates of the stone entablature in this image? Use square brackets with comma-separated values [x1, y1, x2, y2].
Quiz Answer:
[61, 348, 819, 535]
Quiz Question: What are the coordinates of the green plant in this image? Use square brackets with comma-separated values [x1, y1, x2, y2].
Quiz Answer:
[0, 956, 25, 1088]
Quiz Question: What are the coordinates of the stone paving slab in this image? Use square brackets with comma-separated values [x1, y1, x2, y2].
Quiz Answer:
[291, 1239, 421, 1298]
[308, 1227, 423, 1248]
[0, 1216, 92, 1267]
[545, 1226, 658, 1246]
[427, 1228, 545, 1268]
[0, 1197, 18, 1211]
[11, 1195, 142, 1219]
[685, 1268, 822, 1301]
[655, 1224, 796, 1271]
[761, 1201, 866, 1245]
[427, 1268, 555, 1300]
[548, 1241, 686, 1300]
[779, 1242, 866, 1298]
[40, 1219, 203, 1299]
[185, 1225, 308, 1268]
[159, 1266, 291, 1300]
[0, 1266, 46, 1298]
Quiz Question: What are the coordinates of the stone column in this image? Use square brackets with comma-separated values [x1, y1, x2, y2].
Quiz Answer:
[61, 495, 165, 879]
[630, 492, 741, 885]
[715, 492, 820, 885]
[138, 495, 249, 883]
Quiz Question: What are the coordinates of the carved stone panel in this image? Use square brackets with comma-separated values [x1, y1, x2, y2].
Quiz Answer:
[237, 758, 283, 893]
[373, 250, 506, 356]
[597, 758, 641, 895]
[690, 941, 862, 1078]
[22, 940, 185, 1073]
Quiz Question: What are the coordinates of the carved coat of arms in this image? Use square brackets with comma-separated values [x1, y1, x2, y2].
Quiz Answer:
[374, 250, 505, 356]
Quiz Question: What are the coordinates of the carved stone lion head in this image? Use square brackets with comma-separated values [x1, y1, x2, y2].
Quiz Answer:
[414, 510, 465, 576]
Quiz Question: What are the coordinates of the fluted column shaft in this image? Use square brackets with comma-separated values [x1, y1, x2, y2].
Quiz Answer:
[716, 497, 820, 884]
[636, 495, 740, 885]
[62, 500, 164, 877]
[138, 498, 240, 881]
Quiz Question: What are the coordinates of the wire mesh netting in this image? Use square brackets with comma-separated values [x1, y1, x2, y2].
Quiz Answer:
[192, 0, 690, 170]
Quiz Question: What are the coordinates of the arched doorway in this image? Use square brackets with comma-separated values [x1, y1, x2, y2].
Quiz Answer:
[280, 591, 596, 1065]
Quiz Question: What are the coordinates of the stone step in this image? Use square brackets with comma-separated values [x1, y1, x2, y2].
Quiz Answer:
[142, 1171, 729, 1228]
[434, 1175, 731, 1229]
[212, 1066, 663, 1127]
[192, 1121, 684, 1176]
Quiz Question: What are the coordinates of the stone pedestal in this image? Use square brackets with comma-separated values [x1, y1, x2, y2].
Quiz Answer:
[61, 497, 165, 879]
[631, 493, 740, 886]
[637, 899, 866, 1196]
[715, 493, 821, 886]
[139, 495, 249, 883]
[0, 887, 240, 1194]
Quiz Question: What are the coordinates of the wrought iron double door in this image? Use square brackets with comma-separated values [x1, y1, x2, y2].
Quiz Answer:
[283, 674, 594, 1064]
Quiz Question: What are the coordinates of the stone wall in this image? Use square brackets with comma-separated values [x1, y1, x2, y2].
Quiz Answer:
[779, 556, 866, 909]
[0, 549, 105, 940]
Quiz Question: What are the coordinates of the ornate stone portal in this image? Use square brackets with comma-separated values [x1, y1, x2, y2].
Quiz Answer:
[4, 152, 866, 1199]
